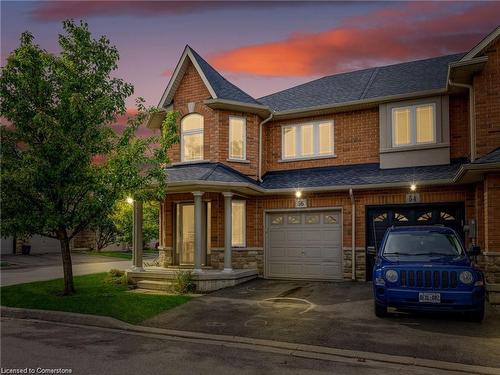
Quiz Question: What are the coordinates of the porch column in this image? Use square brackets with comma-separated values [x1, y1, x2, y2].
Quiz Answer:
[193, 191, 204, 272]
[132, 200, 143, 271]
[223, 192, 233, 272]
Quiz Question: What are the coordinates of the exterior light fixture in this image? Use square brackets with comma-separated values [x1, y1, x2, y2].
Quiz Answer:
[126, 197, 134, 204]
[410, 184, 417, 192]
[295, 190, 302, 198]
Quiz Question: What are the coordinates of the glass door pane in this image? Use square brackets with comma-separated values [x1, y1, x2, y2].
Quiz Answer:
[180, 204, 195, 264]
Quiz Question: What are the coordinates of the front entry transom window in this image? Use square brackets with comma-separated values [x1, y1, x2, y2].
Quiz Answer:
[181, 114, 204, 162]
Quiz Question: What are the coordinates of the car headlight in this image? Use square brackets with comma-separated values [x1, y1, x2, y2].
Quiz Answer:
[385, 269, 398, 283]
[459, 271, 473, 284]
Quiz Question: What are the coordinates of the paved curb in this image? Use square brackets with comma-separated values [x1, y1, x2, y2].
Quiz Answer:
[1, 306, 499, 375]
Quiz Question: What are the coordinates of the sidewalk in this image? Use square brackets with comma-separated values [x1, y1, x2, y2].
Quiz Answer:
[0, 256, 131, 286]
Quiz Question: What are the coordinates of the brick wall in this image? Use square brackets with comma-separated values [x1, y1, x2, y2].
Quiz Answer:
[167, 61, 260, 179]
[262, 109, 380, 174]
[449, 94, 470, 159]
[473, 37, 500, 158]
[161, 185, 475, 279]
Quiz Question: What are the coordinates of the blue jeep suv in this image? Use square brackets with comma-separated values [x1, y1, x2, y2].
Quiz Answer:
[372, 226, 485, 321]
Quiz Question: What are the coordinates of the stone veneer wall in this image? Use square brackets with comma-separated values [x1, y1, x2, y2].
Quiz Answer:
[478, 253, 500, 284]
[343, 248, 366, 281]
[157, 247, 174, 267]
[210, 248, 264, 274]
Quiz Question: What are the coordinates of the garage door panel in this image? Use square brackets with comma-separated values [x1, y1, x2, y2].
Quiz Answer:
[267, 210, 342, 280]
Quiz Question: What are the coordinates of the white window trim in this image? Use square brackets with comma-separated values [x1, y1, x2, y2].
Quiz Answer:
[181, 114, 204, 162]
[232, 200, 246, 248]
[281, 120, 335, 161]
[228, 116, 247, 161]
[391, 103, 436, 148]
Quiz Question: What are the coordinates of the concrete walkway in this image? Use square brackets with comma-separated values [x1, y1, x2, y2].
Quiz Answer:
[0, 253, 132, 286]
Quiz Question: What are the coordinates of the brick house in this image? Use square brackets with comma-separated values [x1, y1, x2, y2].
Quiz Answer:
[134, 27, 500, 293]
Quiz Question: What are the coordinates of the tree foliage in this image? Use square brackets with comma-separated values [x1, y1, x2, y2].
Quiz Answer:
[0, 20, 178, 294]
[111, 200, 159, 248]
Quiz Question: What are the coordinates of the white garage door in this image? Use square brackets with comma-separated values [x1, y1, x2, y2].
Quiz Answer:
[1, 236, 14, 255]
[29, 235, 61, 254]
[266, 210, 342, 280]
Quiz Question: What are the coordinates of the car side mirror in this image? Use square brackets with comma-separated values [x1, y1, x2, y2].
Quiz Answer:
[367, 246, 377, 256]
[467, 245, 481, 257]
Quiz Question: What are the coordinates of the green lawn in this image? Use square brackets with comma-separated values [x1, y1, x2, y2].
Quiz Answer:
[0, 273, 190, 324]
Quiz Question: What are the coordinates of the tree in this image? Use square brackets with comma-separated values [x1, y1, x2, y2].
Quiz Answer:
[0, 20, 178, 294]
[93, 217, 118, 252]
[112, 200, 159, 249]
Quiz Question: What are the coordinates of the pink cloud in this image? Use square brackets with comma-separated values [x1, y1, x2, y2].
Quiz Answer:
[31, 1, 313, 21]
[209, 2, 500, 77]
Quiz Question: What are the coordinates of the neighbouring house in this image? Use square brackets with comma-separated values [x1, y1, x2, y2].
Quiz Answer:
[129, 27, 500, 298]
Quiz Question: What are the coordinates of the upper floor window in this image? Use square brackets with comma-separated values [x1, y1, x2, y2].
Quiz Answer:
[282, 121, 334, 160]
[392, 104, 436, 147]
[181, 114, 204, 162]
[229, 116, 246, 160]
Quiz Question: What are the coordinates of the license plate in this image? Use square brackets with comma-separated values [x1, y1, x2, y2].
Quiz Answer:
[419, 292, 441, 303]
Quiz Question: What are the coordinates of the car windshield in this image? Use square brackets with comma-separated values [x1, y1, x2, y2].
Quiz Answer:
[382, 231, 464, 256]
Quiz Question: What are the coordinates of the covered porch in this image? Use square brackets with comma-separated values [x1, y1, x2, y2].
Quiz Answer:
[126, 163, 262, 292]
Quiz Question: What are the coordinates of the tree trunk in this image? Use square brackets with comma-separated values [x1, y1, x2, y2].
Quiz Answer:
[58, 230, 75, 295]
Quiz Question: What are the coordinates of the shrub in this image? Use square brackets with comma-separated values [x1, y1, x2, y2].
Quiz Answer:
[105, 269, 128, 285]
[172, 270, 195, 294]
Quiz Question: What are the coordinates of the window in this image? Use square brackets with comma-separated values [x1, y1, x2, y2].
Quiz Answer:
[181, 114, 204, 162]
[271, 215, 283, 225]
[232, 201, 246, 247]
[392, 104, 436, 147]
[229, 116, 246, 160]
[282, 121, 334, 160]
[305, 214, 320, 224]
[287, 214, 301, 224]
[324, 214, 338, 224]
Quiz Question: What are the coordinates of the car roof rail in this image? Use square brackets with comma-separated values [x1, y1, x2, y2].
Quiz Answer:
[433, 224, 445, 227]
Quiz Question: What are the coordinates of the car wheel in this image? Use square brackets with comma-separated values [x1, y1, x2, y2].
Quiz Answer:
[374, 302, 387, 318]
[467, 305, 485, 323]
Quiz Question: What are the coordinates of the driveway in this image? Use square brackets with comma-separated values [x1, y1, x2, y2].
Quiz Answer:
[0, 253, 133, 286]
[144, 279, 500, 368]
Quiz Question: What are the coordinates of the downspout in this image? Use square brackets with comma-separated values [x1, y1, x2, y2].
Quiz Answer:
[258, 113, 274, 182]
[449, 80, 476, 162]
[349, 188, 356, 281]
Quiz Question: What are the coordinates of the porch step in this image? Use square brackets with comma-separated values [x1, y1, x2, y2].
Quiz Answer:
[136, 280, 174, 291]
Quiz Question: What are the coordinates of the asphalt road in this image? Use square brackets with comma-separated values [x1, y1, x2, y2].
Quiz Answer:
[144, 279, 500, 368]
[0, 254, 132, 286]
[0, 318, 466, 375]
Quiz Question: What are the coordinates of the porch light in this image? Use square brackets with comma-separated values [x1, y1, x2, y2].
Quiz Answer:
[410, 184, 417, 192]
[295, 190, 302, 198]
[126, 197, 134, 204]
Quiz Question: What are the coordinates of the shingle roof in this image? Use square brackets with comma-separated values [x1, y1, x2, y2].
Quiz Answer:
[166, 162, 258, 185]
[473, 147, 500, 164]
[258, 53, 465, 112]
[188, 47, 260, 105]
[260, 159, 466, 189]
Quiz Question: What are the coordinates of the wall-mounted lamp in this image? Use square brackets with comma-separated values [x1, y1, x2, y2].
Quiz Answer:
[126, 197, 134, 204]
[295, 190, 302, 198]
[410, 184, 417, 192]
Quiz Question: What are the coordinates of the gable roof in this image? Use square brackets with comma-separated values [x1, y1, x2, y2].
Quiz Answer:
[461, 26, 500, 61]
[158, 45, 259, 108]
[258, 53, 464, 112]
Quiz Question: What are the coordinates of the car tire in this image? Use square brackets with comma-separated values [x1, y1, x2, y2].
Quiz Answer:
[374, 302, 387, 318]
[467, 305, 485, 323]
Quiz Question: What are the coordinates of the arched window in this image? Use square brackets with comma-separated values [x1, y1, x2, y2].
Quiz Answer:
[181, 114, 204, 162]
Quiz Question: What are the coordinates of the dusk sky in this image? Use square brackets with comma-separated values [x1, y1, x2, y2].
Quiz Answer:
[2, 1, 500, 112]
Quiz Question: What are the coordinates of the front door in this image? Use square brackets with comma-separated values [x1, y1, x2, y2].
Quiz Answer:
[177, 204, 195, 265]
[176, 202, 211, 266]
